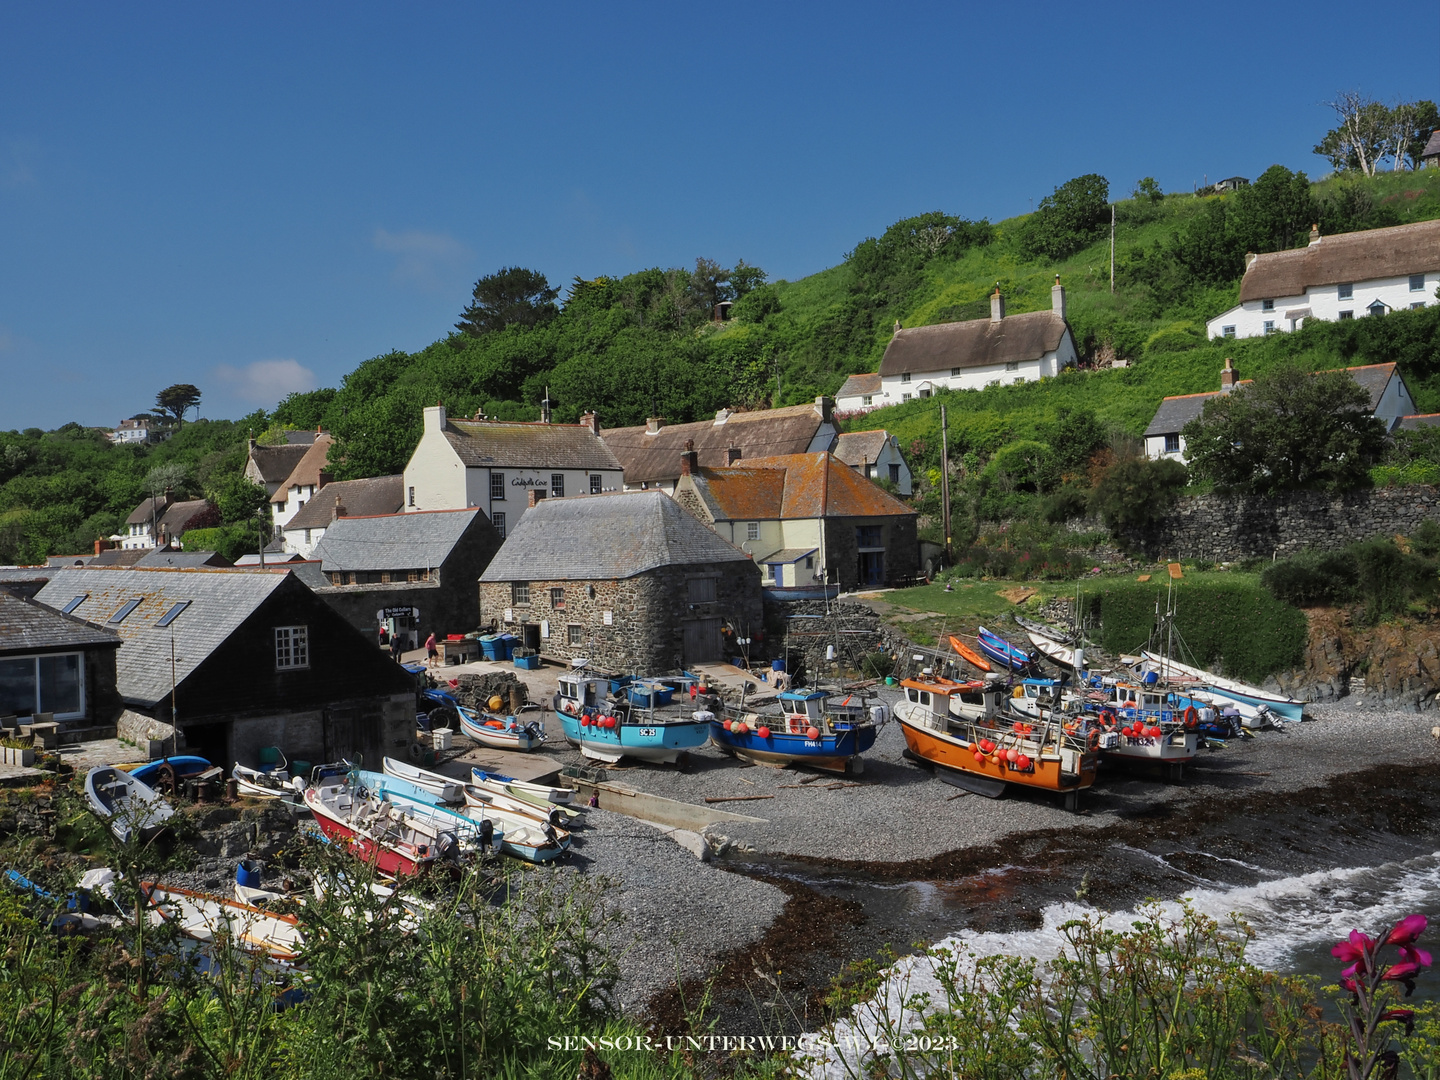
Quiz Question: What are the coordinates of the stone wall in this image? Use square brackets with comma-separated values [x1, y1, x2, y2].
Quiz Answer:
[1120, 485, 1440, 561]
[764, 599, 910, 682]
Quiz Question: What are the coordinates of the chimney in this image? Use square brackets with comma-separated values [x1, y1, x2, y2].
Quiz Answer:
[1245, 252, 1258, 271]
[528, 489, 541, 508]
[680, 439, 698, 477]
[893, 320, 902, 334]
[423, 404, 447, 433]
[646, 416, 664, 434]
[540, 396, 552, 424]
[990, 286, 1005, 323]
[331, 495, 347, 521]
[318, 471, 333, 488]
[1051, 274, 1066, 319]
[726, 445, 742, 465]
[1309, 223, 1321, 246]
[814, 395, 834, 423]
[1220, 357, 1239, 392]
[579, 411, 600, 436]
[94, 538, 103, 555]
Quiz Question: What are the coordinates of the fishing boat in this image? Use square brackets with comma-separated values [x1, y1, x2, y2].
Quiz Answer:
[894, 676, 1097, 810]
[468, 771, 582, 822]
[454, 788, 571, 861]
[1091, 682, 1199, 779]
[470, 767, 574, 805]
[976, 626, 1038, 672]
[423, 687, 547, 751]
[368, 785, 522, 858]
[1139, 651, 1304, 722]
[232, 763, 297, 800]
[304, 781, 461, 876]
[382, 757, 464, 804]
[1026, 632, 1087, 671]
[122, 756, 212, 784]
[947, 635, 992, 673]
[1007, 677, 1088, 720]
[711, 690, 883, 773]
[142, 883, 304, 962]
[1013, 613, 1074, 644]
[85, 766, 175, 844]
[553, 672, 711, 764]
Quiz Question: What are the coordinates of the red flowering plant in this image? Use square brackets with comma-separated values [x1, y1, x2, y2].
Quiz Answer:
[1332, 913, 1432, 1079]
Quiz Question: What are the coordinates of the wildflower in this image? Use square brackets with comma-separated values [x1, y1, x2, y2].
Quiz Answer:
[1385, 914, 1427, 947]
[1380, 1008, 1416, 1035]
[1331, 930, 1375, 965]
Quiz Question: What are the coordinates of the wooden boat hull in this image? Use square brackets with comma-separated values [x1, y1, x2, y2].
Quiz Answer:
[896, 714, 1096, 804]
[948, 635, 992, 672]
[143, 883, 303, 961]
[708, 721, 876, 773]
[556, 712, 710, 764]
[977, 627, 1036, 672]
[459, 708, 545, 751]
[1027, 632, 1080, 670]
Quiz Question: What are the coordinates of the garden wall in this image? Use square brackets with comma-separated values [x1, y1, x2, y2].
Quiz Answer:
[1120, 485, 1440, 562]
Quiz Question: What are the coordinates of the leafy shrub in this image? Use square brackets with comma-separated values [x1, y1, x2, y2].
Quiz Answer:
[182, 524, 263, 562]
[1089, 458, 1189, 532]
[1371, 461, 1440, 487]
[1411, 518, 1440, 559]
[1260, 538, 1438, 622]
[1018, 173, 1110, 260]
[860, 651, 894, 679]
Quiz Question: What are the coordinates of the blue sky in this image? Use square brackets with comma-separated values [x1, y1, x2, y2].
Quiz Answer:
[2, 1, 1436, 429]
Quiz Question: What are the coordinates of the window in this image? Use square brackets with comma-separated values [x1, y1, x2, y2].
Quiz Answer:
[348, 572, 358, 585]
[746, 521, 760, 541]
[687, 577, 716, 603]
[379, 572, 391, 584]
[60, 595, 87, 615]
[889, 463, 900, 484]
[902, 393, 912, 402]
[804, 555, 815, 569]
[1410, 275, 1425, 292]
[1339, 310, 1354, 320]
[566, 624, 583, 645]
[532, 489, 546, 501]
[1164, 434, 1180, 454]
[0, 652, 83, 719]
[1412, 302, 1427, 310]
[551, 474, 565, 498]
[861, 395, 873, 406]
[511, 582, 530, 605]
[156, 601, 190, 627]
[1013, 377, 1025, 385]
[274, 626, 309, 670]
[918, 388, 931, 398]
[491, 473, 505, 500]
[550, 587, 565, 609]
[856, 525, 883, 548]
[1005, 361, 1019, 372]
[863, 463, 872, 478]
[1338, 283, 1354, 300]
[590, 474, 602, 494]
[408, 486, 415, 507]
[1261, 299, 1274, 312]
[951, 367, 962, 377]
[492, 511, 506, 538]
[1222, 325, 1236, 338]
[108, 598, 141, 624]
[1263, 321, 1276, 334]
[296, 500, 305, 512]
[900, 372, 911, 383]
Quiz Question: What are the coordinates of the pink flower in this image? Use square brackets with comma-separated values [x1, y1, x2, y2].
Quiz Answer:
[1398, 945, 1432, 969]
[1332, 930, 1375, 964]
[1384, 962, 1423, 982]
[1385, 914, 1428, 947]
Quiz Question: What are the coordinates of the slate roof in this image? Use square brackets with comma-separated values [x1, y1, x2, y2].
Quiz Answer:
[1421, 129, 1440, 161]
[0, 591, 121, 655]
[1238, 220, 1440, 302]
[878, 310, 1069, 377]
[833, 430, 891, 469]
[479, 491, 750, 582]
[33, 567, 293, 706]
[760, 547, 818, 564]
[443, 419, 622, 471]
[134, 549, 232, 569]
[836, 373, 882, 399]
[312, 509, 483, 573]
[1318, 363, 1401, 412]
[246, 441, 312, 485]
[269, 433, 335, 504]
[686, 453, 915, 522]
[602, 403, 832, 485]
[1143, 392, 1221, 437]
[1399, 413, 1440, 430]
[285, 476, 404, 531]
[91, 549, 149, 567]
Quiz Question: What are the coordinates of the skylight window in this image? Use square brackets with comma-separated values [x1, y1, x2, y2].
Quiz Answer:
[60, 595, 87, 615]
[108, 598, 142, 624]
[156, 601, 191, 627]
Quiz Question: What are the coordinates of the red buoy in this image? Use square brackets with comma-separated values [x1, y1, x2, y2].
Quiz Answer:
[1005, 748, 1019, 763]
[723, 719, 733, 731]
[806, 726, 821, 741]
[973, 751, 984, 764]
[757, 726, 771, 739]
[1016, 753, 1031, 770]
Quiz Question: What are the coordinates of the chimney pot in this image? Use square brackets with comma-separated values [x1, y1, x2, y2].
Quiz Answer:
[680, 441, 698, 476]
[1309, 223, 1321, 245]
[990, 287, 1005, 323]
[332, 495, 347, 521]
[893, 320, 901, 333]
[1220, 357, 1239, 392]
[646, 416, 664, 434]
[528, 489, 540, 508]
[580, 411, 600, 436]
[1051, 275, 1066, 319]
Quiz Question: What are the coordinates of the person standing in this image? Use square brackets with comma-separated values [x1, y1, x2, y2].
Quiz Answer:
[425, 631, 439, 669]
[390, 631, 404, 663]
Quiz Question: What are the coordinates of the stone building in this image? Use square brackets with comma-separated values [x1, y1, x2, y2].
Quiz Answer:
[478, 491, 762, 672]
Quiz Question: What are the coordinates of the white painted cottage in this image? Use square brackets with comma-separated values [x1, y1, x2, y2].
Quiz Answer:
[876, 278, 1078, 405]
[835, 373, 883, 413]
[832, 429, 913, 495]
[1205, 219, 1440, 341]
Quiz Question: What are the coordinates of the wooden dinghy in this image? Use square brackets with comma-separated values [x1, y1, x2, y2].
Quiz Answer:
[1026, 632, 1083, 670]
[464, 776, 582, 825]
[470, 767, 574, 805]
[143, 883, 304, 961]
[232, 763, 296, 800]
[85, 766, 174, 844]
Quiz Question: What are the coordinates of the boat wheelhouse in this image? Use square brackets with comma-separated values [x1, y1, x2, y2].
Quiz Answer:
[713, 689, 882, 773]
[553, 672, 711, 764]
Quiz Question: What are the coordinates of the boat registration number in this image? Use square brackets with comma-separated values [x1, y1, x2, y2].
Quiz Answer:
[638, 727, 658, 738]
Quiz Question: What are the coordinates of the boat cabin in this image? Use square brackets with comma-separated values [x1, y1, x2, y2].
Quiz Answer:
[900, 677, 994, 730]
[1109, 683, 1175, 722]
[556, 675, 612, 712]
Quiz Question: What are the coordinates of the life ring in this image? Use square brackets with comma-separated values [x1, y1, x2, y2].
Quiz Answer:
[1099, 709, 1117, 731]
[407, 742, 424, 763]
[1183, 706, 1199, 730]
[1087, 729, 1100, 750]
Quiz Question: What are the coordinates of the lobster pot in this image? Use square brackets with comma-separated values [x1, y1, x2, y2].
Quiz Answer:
[432, 728, 454, 751]
[870, 705, 887, 726]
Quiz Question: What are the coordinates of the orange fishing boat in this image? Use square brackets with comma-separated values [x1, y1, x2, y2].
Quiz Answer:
[894, 676, 1098, 811]
[948, 635, 991, 673]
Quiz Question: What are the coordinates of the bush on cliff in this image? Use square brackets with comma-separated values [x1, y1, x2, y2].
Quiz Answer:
[1088, 457, 1189, 532]
[1261, 535, 1440, 623]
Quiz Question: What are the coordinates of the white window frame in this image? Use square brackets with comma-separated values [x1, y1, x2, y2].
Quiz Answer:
[861, 395, 873, 406]
[1339, 310, 1354, 320]
[274, 626, 309, 671]
[491, 511, 506, 538]
[512, 581, 530, 605]
[566, 623, 583, 645]
[490, 472, 505, 500]
[551, 473, 565, 498]
[746, 521, 760, 542]
[1004, 360, 1019, 372]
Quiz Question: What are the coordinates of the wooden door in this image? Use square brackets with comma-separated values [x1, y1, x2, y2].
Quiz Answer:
[682, 618, 723, 664]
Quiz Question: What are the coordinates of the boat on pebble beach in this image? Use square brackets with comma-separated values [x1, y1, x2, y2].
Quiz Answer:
[553, 671, 711, 764]
[711, 689, 885, 774]
[304, 780, 461, 877]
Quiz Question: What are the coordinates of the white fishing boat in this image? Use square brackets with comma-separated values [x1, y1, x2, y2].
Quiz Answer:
[232, 763, 297, 800]
[1139, 651, 1303, 722]
[470, 767, 574, 805]
[143, 883, 304, 962]
[85, 766, 174, 844]
[461, 783, 577, 828]
[1026, 632, 1086, 670]
[382, 757, 465, 804]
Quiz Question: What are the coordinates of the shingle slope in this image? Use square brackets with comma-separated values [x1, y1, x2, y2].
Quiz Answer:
[0, 591, 121, 654]
[479, 491, 750, 582]
[312, 509, 482, 573]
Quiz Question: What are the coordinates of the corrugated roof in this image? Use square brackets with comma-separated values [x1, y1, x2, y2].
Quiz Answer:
[34, 566, 292, 706]
[286, 475, 404, 530]
[312, 509, 484, 573]
[479, 491, 752, 582]
[688, 453, 915, 521]
[602, 403, 830, 484]
[1239, 220, 1440, 302]
[833, 430, 891, 468]
[0, 591, 121, 654]
[443, 419, 622, 471]
[836, 373, 882, 398]
[878, 310, 1069, 376]
[246, 442, 311, 485]
[269, 433, 335, 504]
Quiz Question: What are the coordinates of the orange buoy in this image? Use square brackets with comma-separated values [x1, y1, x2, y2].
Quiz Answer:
[723, 718, 733, 731]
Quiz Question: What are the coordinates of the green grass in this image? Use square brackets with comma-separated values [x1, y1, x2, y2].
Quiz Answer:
[880, 579, 1066, 620]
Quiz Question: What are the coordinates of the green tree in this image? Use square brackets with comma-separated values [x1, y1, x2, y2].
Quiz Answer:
[1227, 165, 1316, 254]
[1132, 177, 1163, 202]
[1089, 457, 1189, 531]
[1019, 174, 1110, 260]
[206, 472, 270, 524]
[1181, 364, 1387, 493]
[728, 258, 767, 297]
[153, 383, 202, 425]
[144, 461, 190, 498]
[455, 266, 560, 336]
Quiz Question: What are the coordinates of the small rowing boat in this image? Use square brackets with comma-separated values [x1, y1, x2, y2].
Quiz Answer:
[1026, 632, 1084, 670]
[470, 768, 574, 804]
[948, 635, 992, 672]
[143, 883, 303, 962]
[976, 626, 1038, 672]
[1013, 613, 1074, 644]
[85, 766, 174, 844]
[382, 757, 464, 804]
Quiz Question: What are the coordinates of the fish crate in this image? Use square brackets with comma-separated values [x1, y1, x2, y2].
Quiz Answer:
[431, 728, 454, 751]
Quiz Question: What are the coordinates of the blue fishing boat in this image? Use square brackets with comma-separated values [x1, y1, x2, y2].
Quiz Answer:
[976, 626, 1038, 672]
[123, 756, 212, 784]
[554, 672, 709, 764]
[710, 690, 883, 774]
[422, 688, 546, 751]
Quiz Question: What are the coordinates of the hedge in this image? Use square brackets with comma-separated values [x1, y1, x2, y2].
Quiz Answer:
[1084, 578, 1307, 684]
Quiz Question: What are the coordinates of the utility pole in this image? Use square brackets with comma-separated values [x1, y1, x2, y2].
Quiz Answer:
[940, 405, 952, 565]
[1110, 204, 1116, 294]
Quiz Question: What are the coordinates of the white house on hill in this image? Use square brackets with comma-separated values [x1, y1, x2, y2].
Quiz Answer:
[876, 278, 1078, 405]
[835, 373, 883, 413]
[1205, 219, 1440, 341]
[832, 430, 913, 495]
